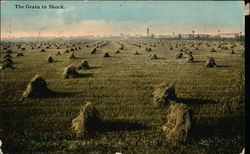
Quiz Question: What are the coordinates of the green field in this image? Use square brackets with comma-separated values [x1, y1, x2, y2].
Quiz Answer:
[0, 39, 245, 153]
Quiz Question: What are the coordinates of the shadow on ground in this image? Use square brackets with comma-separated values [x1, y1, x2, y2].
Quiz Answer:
[77, 73, 93, 78]
[176, 98, 217, 105]
[97, 120, 151, 132]
[18, 91, 78, 101]
[49, 60, 63, 63]
[189, 114, 245, 140]
[89, 66, 101, 69]
[49, 91, 77, 98]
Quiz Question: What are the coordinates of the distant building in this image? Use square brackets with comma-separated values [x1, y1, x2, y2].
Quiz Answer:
[178, 34, 182, 39]
[154, 34, 178, 39]
[191, 34, 210, 39]
[152, 32, 241, 40]
[220, 33, 240, 39]
[198, 34, 210, 38]
[180, 34, 190, 39]
[239, 32, 243, 39]
[133, 34, 143, 38]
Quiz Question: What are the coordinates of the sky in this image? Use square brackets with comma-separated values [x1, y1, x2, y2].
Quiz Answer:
[0, 1, 245, 38]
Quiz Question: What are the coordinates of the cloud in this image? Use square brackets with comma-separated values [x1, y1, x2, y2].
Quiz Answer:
[0, 17, 244, 38]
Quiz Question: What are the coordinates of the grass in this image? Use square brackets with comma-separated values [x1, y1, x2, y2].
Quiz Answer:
[0, 39, 245, 153]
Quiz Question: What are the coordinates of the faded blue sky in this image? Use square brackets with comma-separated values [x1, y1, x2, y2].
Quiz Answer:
[1, 1, 244, 37]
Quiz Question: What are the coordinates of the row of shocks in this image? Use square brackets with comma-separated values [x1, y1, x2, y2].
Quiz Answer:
[1, 52, 24, 70]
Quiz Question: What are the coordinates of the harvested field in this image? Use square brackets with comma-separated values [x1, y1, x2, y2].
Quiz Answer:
[0, 39, 245, 153]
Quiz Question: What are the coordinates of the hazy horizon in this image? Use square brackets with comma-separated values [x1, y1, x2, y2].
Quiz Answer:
[1, 1, 245, 38]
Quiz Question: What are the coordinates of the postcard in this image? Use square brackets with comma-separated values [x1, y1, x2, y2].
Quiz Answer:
[0, 1, 245, 153]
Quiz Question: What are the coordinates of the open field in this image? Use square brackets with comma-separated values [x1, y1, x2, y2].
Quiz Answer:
[0, 38, 245, 153]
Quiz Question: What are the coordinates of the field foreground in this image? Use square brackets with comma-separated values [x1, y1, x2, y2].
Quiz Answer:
[0, 39, 245, 153]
